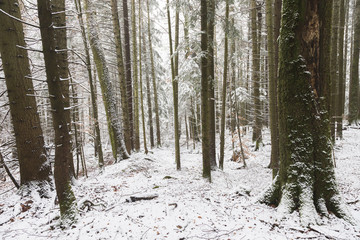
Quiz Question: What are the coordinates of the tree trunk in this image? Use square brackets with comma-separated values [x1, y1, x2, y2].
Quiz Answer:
[0, 0, 51, 192]
[337, 0, 347, 139]
[123, 0, 134, 149]
[219, 0, 229, 170]
[266, 0, 280, 176]
[251, 0, 262, 150]
[330, 0, 340, 140]
[74, 0, 104, 170]
[139, 1, 148, 154]
[37, 0, 77, 223]
[147, 0, 161, 147]
[349, 0, 360, 124]
[143, 33, 155, 148]
[132, 0, 140, 151]
[110, 0, 132, 155]
[85, 0, 129, 161]
[260, 0, 353, 225]
[167, 0, 181, 170]
[201, 0, 211, 181]
[52, 0, 75, 178]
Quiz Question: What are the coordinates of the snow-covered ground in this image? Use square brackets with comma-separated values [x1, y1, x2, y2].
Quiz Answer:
[0, 128, 359, 240]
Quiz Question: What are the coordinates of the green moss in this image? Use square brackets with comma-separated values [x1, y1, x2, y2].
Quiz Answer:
[59, 181, 77, 226]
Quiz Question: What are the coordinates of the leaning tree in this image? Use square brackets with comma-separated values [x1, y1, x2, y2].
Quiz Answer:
[260, 0, 353, 225]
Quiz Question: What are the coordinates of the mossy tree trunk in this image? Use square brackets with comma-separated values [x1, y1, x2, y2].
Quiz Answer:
[110, 0, 132, 155]
[37, 0, 77, 223]
[74, 0, 104, 170]
[147, 0, 161, 147]
[260, 0, 352, 225]
[52, 0, 75, 178]
[349, 0, 360, 124]
[0, 0, 51, 192]
[85, 0, 129, 161]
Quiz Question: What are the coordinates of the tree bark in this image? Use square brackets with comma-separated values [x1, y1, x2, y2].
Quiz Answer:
[0, 0, 51, 192]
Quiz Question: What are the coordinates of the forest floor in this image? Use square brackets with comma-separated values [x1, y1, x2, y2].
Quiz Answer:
[0, 128, 359, 239]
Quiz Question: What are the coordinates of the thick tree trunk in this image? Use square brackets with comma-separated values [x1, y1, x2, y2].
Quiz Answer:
[147, 0, 161, 147]
[110, 0, 132, 155]
[85, 0, 129, 161]
[349, 0, 360, 124]
[260, 0, 352, 225]
[0, 0, 51, 192]
[37, 0, 77, 223]
[123, 0, 134, 150]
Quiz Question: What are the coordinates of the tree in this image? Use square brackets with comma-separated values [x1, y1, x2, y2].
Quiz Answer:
[219, 0, 229, 170]
[349, 0, 360, 124]
[85, 0, 129, 161]
[37, 0, 77, 223]
[330, 0, 340, 140]
[266, 0, 280, 177]
[147, 0, 161, 147]
[110, 0, 132, 155]
[52, 0, 76, 178]
[0, 0, 51, 192]
[251, 0, 262, 151]
[167, 0, 181, 170]
[74, 0, 104, 170]
[123, 0, 134, 150]
[336, 0, 347, 139]
[201, 0, 211, 181]
[132, 0, 140, 151]
[260, 0, 352, 225]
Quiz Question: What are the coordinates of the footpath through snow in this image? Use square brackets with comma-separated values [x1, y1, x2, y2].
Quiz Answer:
[0, 128, 359, 239]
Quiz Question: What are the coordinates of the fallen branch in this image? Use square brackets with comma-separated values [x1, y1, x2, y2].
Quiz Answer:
[0, 151, 19, 189]
[126, 194, 158, 202]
